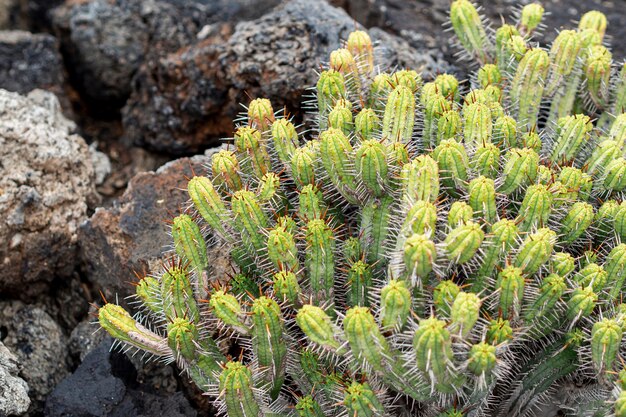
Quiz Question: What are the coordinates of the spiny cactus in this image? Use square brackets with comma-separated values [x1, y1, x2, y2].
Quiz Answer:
[99, 2, 626, 416]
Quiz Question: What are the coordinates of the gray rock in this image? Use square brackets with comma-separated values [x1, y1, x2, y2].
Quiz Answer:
[0, 302, 69, 414]
[68, 319, 107, 363]
[45, 339, 196, 417]
[0, 30, 70, 113]
[0, 89, 97, 300]
[123, 0, 455, 154]
[50, 0, 281, 106]
[0, 341, 30, 417]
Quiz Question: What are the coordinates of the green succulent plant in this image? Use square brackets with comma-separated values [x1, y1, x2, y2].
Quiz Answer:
[99, 2, 626, 416]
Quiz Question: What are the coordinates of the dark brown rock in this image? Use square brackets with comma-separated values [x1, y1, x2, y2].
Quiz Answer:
[50, 0, 281, 108]
[122, 0, 455, 155]
[78, 147, 230, 301]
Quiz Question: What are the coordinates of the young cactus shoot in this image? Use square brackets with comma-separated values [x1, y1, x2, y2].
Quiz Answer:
[99, 2, 626, 416]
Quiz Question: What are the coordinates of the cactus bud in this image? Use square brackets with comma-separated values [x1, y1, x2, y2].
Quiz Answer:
[271, 118, 299, 164]
[450, 0, 490, 63]
[211, 150, 243, 193]
[487, 318, 513, 344]
[549, 114, 593, 163]
[347, 260, 373, 307]
[319, 128, 356, 191]
[493, 115, 517, 148]
[296, 395, 324, 417]
[99, 304, 170, 356]
[328, 100, 354, 136]
[472, 142, 501, 179]
[305, 219, 336, 306]
[382, 86, 415, 143]
[219, 362, 261, 417]
[290, 144, 318, 187]
[434, 280, 461, 318]
[467, 342, 497, 375]
[317, 70, 346, 117]
[576, 263, 607, 293]
[591, 318, 622, 374]
[519, 3, 544, 35]
[586, 45, 612, 108]
[497, 266, 525, 320]
[468, 176, 497, 223]
[433, 139, 469, 195]
[356, 139, 388, 196]
[355, 108, 381, 141]
[401, 155, 440, 203]
[546, 30, 582, 95]
[552, 252, 576, 277]
[565, 286, 597, 323]
[296, 305, 340, 349]
[510, 48, 550, 127]
[172, 214, 208, 273]
[251, 297, 287, 398]
[515, 228, 556, 274]
[414, 317, 454, 382]
[448, 201, 474, 227]
[500, 147, 539, 195]
[477, 64, 502, 88]
[247, 98, 274, 133]
[160, 264, 199, 323]
[273, 271, 301, 305]
[445, 221, 484, 264]
[463, 102, 492, 148]
[343, 381, 385, 417]
[231, 189, 269, 251]
[435, 74, 460, 100]
[167, 317, 198, 360]
[602, 157, 626, 192]
[559, 201, 594, 244]
[267, 224, 299, 271]
[404, 233, 437, 278]
[449, 291, 481, 339]
[347, 30, 374, 74]
[380, 279, 411, 329]
[517, 184, 553, 232]
[437, 109, 462, 142]
[579, 10, 608, 40]
[234, 126, 271, 178]
[188, 176, 230, 238]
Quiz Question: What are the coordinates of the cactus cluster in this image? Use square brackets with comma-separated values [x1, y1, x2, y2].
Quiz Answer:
[98, 2, 626, 416]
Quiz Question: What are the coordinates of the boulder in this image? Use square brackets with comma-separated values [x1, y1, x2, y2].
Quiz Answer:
[123, 0, 454, 154]
[0, 341, 30, 417]
[0, 89, 97, 300]
[79, 147, 229, 301]
[0, 302, 69, 414]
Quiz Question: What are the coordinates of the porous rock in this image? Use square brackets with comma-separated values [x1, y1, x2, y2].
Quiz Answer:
[0, 301, 69, 414]
[0, 30, 70, 112]
[0, 89, 97, 300]
[45, 339, 196, 417]
[123, 0, 455, 154]
[0, 341, 30, 417]
[79, 146, 230, 301]
[50, 0, 281, 106]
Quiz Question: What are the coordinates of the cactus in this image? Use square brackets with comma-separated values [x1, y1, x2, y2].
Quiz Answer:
[98, 4, 626, 416]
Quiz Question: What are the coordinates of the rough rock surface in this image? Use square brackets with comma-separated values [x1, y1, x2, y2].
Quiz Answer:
[0, 341, 30, 417]
[46, 339, 196, 417]
[0, 89, 97, 300]
[0, 301, 69, 414]
[332, 0, 626, 66]
[123, 0, 454, 155]
[0, 31, 70, 112]
[79, 147, 229, 300]
[50, 0, 281, 106]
